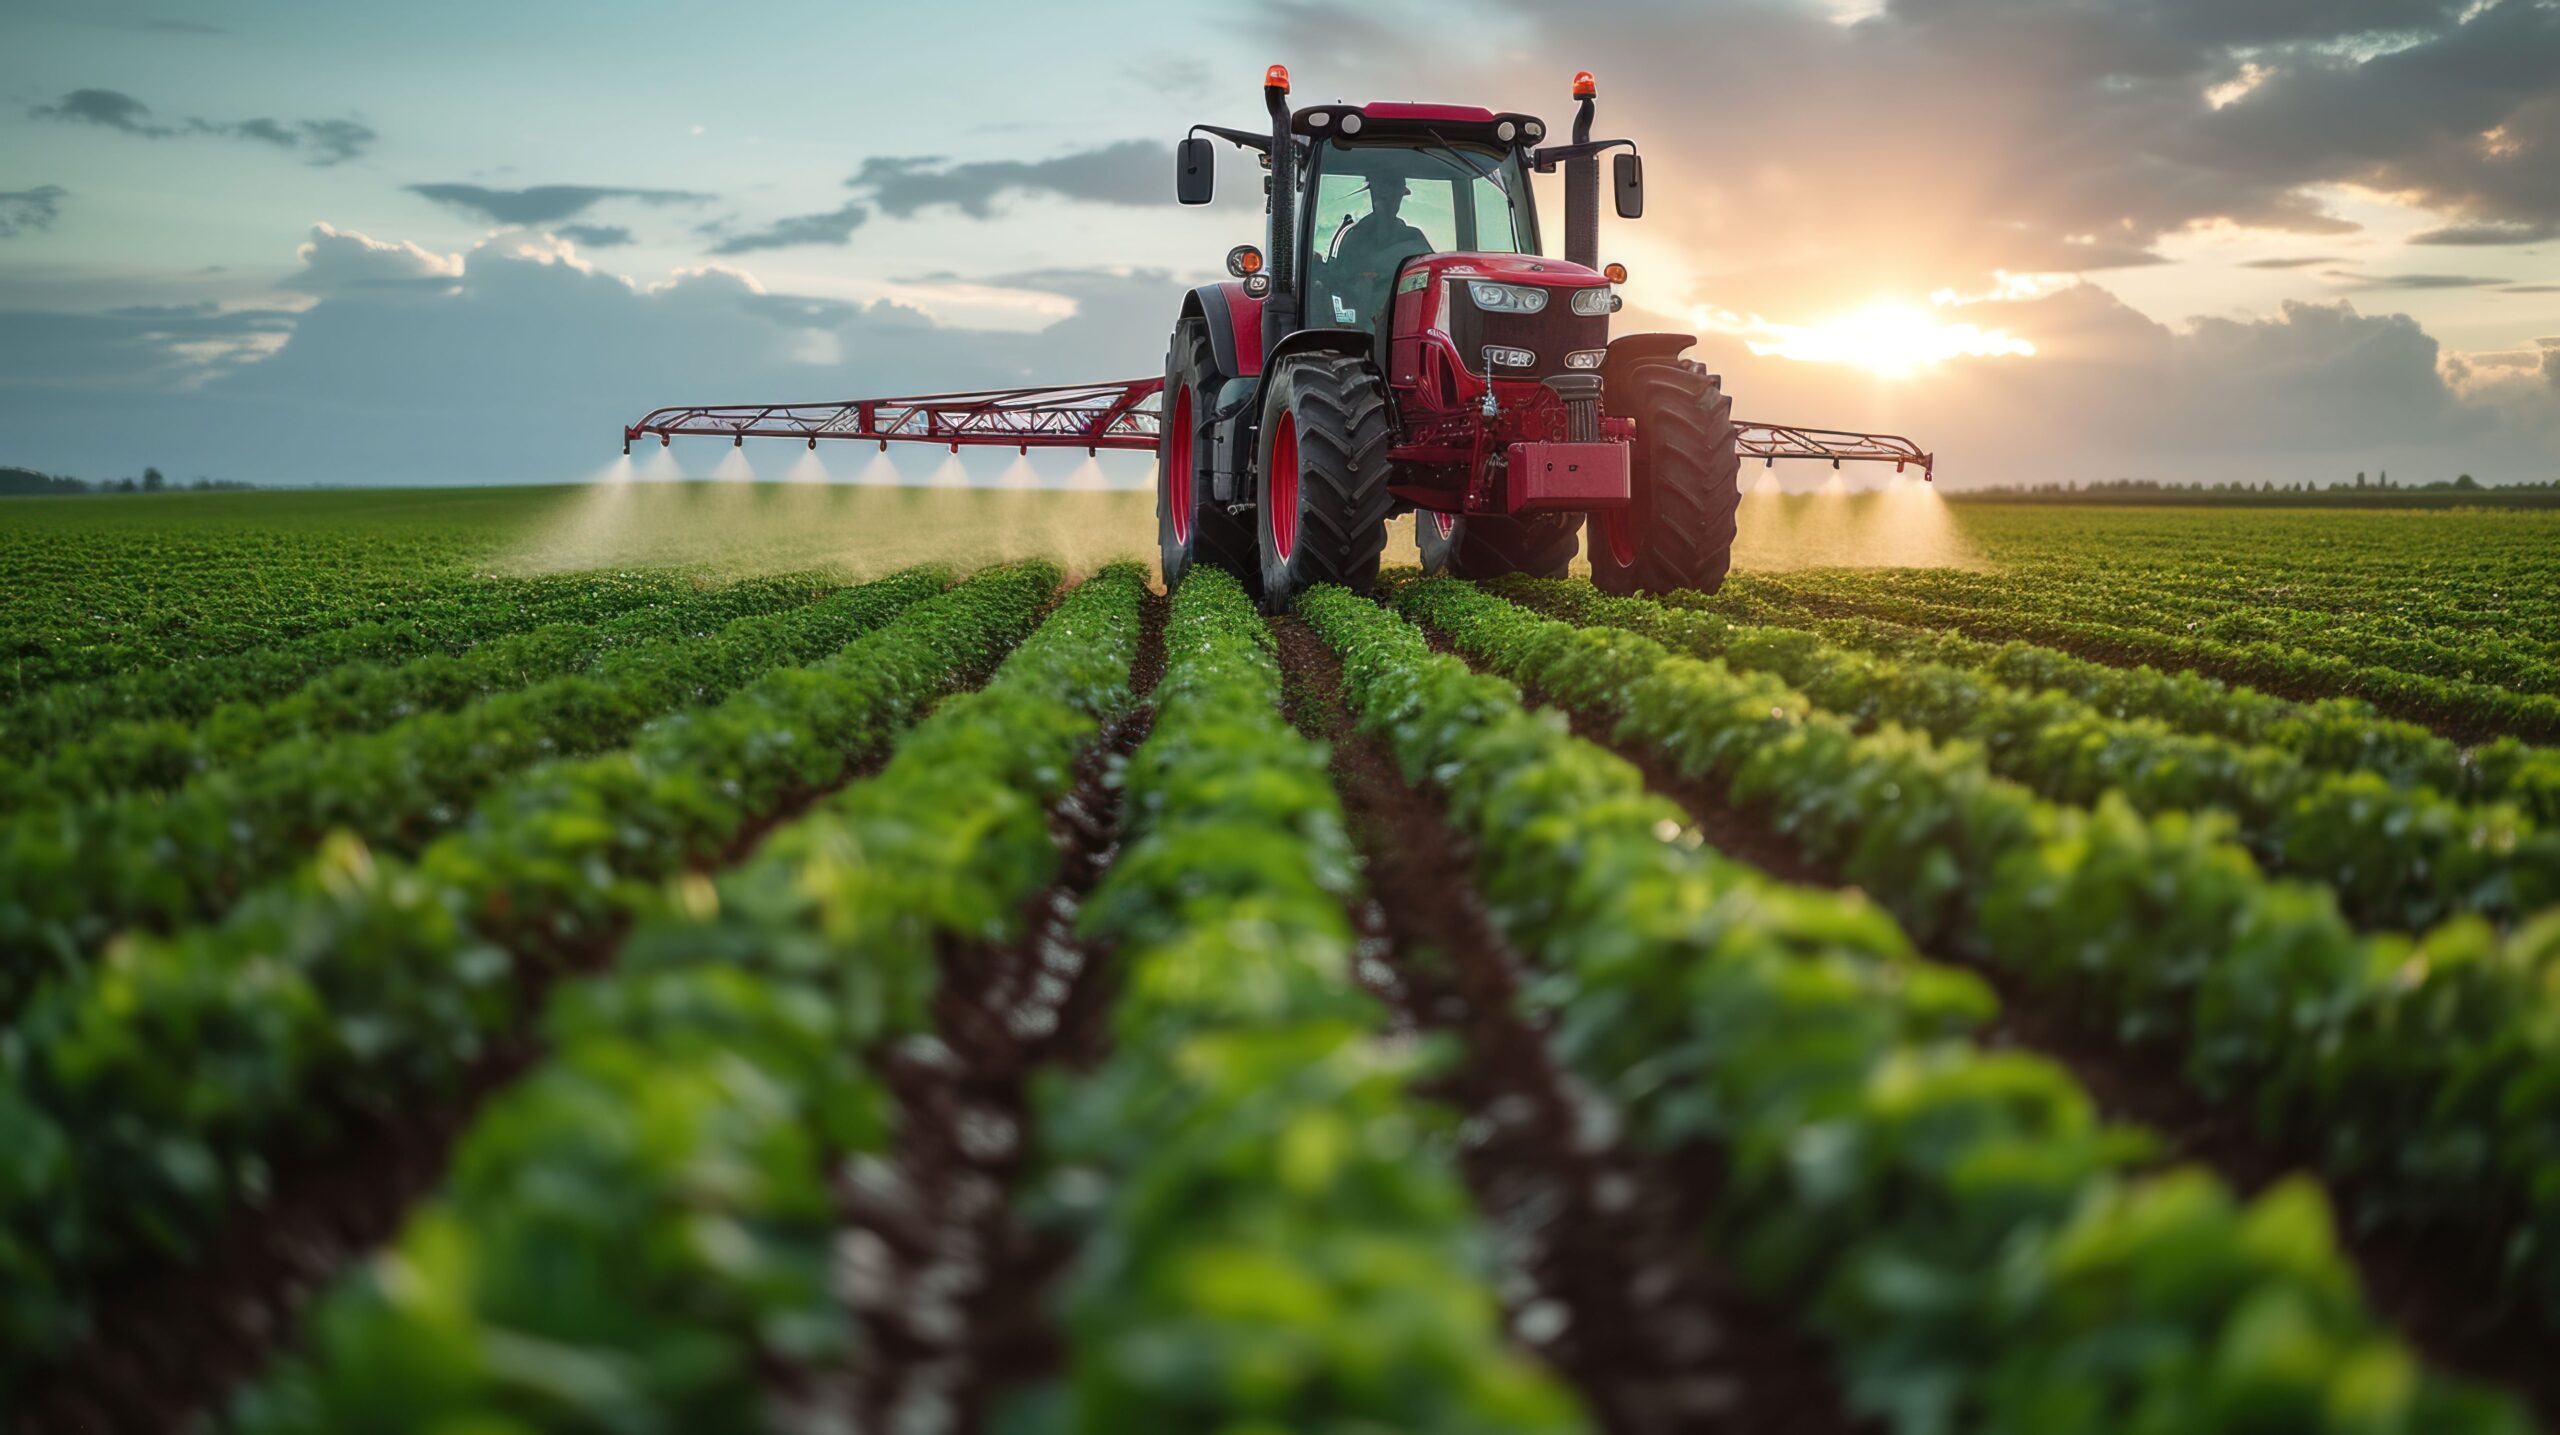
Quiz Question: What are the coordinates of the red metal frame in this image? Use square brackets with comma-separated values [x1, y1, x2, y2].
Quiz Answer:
[623, 378, 1165, 455]
[623, 374, 1934, 480]
[1737, 422, 1935, 480]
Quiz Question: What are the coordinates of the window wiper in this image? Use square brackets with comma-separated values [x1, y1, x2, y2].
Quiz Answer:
[1422, 129, 1505, 189]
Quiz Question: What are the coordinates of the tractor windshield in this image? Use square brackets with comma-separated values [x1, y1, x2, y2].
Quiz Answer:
[1303, 138, 1533, 334]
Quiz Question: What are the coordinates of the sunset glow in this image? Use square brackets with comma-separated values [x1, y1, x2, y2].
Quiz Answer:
[1743, 303, 2038, 379]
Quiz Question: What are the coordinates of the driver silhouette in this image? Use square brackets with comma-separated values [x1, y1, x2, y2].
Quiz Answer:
[1329, 176, 1433, 326]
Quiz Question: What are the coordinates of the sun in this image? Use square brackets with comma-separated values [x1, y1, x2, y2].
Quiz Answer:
[1744, 302, 2037, 379]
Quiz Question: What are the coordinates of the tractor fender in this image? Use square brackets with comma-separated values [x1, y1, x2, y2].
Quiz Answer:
[1602, 332, 1706, 412]
[1185, 282, 1267, 379]
[1603, 331, 1697, 373]
[1266, 327, 1375, 374]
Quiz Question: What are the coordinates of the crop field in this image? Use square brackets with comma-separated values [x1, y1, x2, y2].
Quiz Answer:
[3, 487, 2558, 1434]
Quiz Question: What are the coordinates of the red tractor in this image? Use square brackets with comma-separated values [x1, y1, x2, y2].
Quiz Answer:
[624, 67, 1930, 613]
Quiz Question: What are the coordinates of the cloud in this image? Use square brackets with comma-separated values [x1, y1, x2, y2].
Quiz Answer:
[32, 89, 163, 133]
[1, 219, 2550, 489]
[708, 200, 869, 254]
[0, 224, 1188, 484]
[2409, 221, 2560, 245]
[2344, 272, 2514, 289]
[405, 183, 714, 226]
[844, 140, 1168, 219]
[2238, 256, 2340, 268]
[1257, 0, 2560, 312]
[2504, 284, 2560, 293]
[556, 224, 636, 249]
[0, 302, 298, 392]
[287, 223, 462, 293]
[0, 186, 67, 239]
[29, 88, 375, 164]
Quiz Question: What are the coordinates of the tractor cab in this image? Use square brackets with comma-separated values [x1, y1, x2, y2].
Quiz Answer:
[1288, 110, 1541, 337]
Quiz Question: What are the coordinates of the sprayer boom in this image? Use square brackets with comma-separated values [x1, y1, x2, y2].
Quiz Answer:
[622, 378, 1165, 456]
[622, 377, 1929, 476]
[1737, 423, 1934, 478]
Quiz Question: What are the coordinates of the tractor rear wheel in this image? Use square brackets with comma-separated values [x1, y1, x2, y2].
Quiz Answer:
[1445, 512, 1584, 581]
[1156, 317, 1258, 596]
[1255, 353, 1393, 613]
[1591, 360, 1741, 596]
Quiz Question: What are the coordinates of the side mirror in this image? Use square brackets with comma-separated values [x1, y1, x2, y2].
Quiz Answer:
[1613, 152, 1644, 219]
[1177, 137, 1216, 205]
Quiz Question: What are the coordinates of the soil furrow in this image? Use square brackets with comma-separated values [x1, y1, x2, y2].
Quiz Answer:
[809, 588, 1164, 1435]
[1435, 629, 2560, 1430]
[1272, 615, 1866, 1435]
[12, 693, 963, 1435]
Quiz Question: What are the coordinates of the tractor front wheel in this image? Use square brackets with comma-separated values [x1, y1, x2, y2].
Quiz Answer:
[1255, 353, 1393, 613]
[1591, 360, 1741, 596]
[1156, 317, 1258, 596]
[1415, 511, 1461, 575]
[1415, 512, 1582, 580]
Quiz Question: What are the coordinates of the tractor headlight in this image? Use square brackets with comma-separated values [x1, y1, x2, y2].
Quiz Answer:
[1570, 286, 1614, 316]
[1467, 281, 1548, 313]
[1565, 349, 1606, 369]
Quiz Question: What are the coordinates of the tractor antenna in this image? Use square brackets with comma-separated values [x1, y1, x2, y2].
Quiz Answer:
[1565, 71, 1600, 269]
[1262, 64, 1299, 352]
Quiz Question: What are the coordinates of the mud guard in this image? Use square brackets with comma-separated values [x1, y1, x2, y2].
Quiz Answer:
[1185, 282, 1267, 379]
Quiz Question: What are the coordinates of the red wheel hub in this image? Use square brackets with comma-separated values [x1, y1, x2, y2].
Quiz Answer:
[1268, 411, 1299, 564]
[1169, 386, 1194, 546]
[1602, 508, 1638, 567]
[1431, 512, 1456, 539]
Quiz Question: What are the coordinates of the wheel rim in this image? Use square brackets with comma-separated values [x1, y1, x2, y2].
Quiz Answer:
[1601, 508, 1638, 567]
[1268, 411, 1299, 564]
[1169, 385, 1194, 546]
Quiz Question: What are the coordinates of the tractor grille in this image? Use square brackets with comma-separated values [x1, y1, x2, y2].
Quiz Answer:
[1449, 284, 1608, 379]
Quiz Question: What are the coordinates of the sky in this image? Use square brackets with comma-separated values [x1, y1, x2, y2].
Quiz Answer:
[3, 0, 2557, 489]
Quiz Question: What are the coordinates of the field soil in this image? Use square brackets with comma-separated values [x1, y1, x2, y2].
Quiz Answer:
[1275, 616, 1869, 1435]
[811, 589, 1166, 1431]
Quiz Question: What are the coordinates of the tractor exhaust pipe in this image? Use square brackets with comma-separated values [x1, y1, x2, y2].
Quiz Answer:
[1564, 71, 1599, 271]
[1263, 64, 1298, 352]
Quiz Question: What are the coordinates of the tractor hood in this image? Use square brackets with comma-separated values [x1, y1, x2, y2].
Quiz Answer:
[1407, 252, 1610, 292]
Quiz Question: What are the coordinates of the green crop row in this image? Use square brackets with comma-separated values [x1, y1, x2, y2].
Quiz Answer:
[233, 564, 1143, 1433]
[1671, 580, 2560, 828]
[0, 576, 829, 813]
[0, 511, 585, 697]
[4, 569, 569, 701]
[0, 563, 1056, 1378]
[1632, 578, 2461, 786]
[1851, 566, 2560, 686]
[0, 569, 947, 998]
[1300, 581, 2531, 1435]
[1403, 577, 2560, 1340]
[1495, 579, 2559, 931]
[0, 568, 738, 750]
[1717, 573, 2560, 741]
[1008, 567, 1586, 1434]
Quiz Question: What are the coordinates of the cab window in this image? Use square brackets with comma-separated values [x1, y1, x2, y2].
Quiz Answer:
[1306, 141, 1530, 332]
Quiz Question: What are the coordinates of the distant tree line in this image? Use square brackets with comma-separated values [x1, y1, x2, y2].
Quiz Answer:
[1947, 473, 2560, 508]
[0, 466, 257, 497]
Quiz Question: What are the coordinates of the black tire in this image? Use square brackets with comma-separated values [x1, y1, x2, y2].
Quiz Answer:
[1590, 359, 1741, 596]
[1451, 512, 1583, 581]
[1415, 511, 1461, 576]
[1255, 353, 1394, 613]
[1156, 317, 1259, 596]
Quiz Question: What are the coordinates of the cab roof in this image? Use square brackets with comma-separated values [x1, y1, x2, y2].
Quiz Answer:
[1290, 102, 1549, 148]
